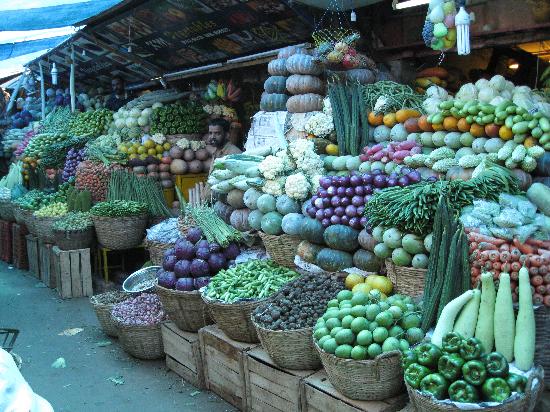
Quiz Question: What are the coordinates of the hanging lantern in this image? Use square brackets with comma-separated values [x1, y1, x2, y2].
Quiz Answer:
[455, 6, 471, 55]
[51, 63, 58, 85]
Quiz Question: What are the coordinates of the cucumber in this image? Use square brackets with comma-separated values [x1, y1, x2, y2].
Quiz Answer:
[540, 117, 550, 132]
[431, 290, 474, 347]
[467, 105, 479, 115]
[528, 119, 539, 129]
[532, 127, 543, 139]
[505, 116, 514, 129]
[511, 121, 529, 135]
[495, 100, 512, 113]
[453, 289, 481, 339]
[494, 272, 515, 362]
[481, 114, 494, 125]
[506, 105, 517, 114]
[440, 100, 454, 110]
[514, 267, 535, 371]
[480, 104, 495, 114]
[475, 272, 496, 353]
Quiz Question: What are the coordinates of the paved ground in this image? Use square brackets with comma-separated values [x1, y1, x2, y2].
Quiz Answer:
[0, 262, 234, 412]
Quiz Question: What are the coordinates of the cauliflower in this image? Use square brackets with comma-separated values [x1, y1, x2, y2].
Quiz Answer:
[285, 173, 311, 200]
[322, 97, 332, 117]
[310, 174, 322, 193]
[176, 138, 190, 150]
[262, 177, 286, 196]
[289, 139, 315, 161]
[259, 155, 285, 180]
[275, 150, 296, 170]
[304, 112, 334, 138]
[190, 140, 205, 151]
[150, 133, 166, 144]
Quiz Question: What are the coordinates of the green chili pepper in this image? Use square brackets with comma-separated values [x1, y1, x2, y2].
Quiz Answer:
[482, 378, 511, 402]
[438, 353, 465, 381]
[448, 380, 479, 403]
[459, 337, 484, 361]
[462, 360, 487, 386]
[420, 373, 449, 400]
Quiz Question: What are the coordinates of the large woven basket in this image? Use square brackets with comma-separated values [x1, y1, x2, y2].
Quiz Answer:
[202, 295, 271, 343]
[155, 283, 213, 332]
[316, 343, 403, 400]
[54, 228, 94, 251]
[405, 366, 544, 412]
[145, 240, 174, 266]
[535, 306, 550, 382]
[13, 206, 27, 225]
[0, 201, 15, 222]
[33, 216, 61, 243]
[385, 259, 426, 298]
[177, 215, 195, 237]
[112, 317, 164, 360]
[24, 212, 37, 236]
[92, 214, 147, 250]
[90, 292, 131, 337]
[253, 320, 320, 370]
[259, 232, 301, 268]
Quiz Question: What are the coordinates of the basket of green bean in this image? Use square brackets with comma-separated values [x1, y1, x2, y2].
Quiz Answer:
[53, 212, 95, 251]
[201, 260, 300, 343]
[90, 200, 148, 250]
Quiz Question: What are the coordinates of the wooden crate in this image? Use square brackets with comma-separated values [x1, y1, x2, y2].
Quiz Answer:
[161, 321, 205, 389]
[52, 246, 93, 299]
[244, 347, 317, 412]
[199, 324, 258, 410]
[12, 223, 28, 270]
[39, 241, 55, 288]
[25, 234, 40, 278]
[301, 371, 408, 412]
[0, 220, 13, 263]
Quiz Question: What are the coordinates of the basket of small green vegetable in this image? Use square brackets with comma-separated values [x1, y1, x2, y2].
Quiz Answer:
[53, 212, 95, 250]
[33, 202, 68, 243]
[202, 260, 300, 343]
[90, 200, 148, 250]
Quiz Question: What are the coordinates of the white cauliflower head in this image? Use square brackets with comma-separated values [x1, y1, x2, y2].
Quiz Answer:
[285, 173, 311, 200]
[258, 155, 285, 180]
[262, 177, 286, 196]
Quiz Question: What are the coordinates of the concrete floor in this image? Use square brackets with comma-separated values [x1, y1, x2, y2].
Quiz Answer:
[0, 263, 234, 412]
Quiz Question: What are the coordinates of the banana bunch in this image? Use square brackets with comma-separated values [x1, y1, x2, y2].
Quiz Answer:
[203, 80, 242, 102]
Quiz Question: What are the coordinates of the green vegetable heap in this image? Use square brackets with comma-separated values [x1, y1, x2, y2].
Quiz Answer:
[205, 260, 299, 303]
[23, 133, 67, 159]
[14, 182, 72, 211]
[68, 109, 113, 137]
[404, 332, 526, 403]
[41, 106, 74, 135]
[34, 202, 68, 218]
[40, 135, 89, 168]
[86, 134, 127, 165]
[53, 212, 93, 232]
[90, 200, 147, 218]
[150, 102, 206, 135]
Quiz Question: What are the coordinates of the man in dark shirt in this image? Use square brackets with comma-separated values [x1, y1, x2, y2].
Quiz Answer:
[105, 76, 131, 111]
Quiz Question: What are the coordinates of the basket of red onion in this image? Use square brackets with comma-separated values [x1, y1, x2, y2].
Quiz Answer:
[307, 168, 423, 229]
[111, 293, 166, 360]
[155, 227, 240, 332]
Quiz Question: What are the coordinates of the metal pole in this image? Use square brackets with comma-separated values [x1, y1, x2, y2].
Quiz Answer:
[6, 72, 25, 114]
[70, 46, 76, 112]
[39, 62, 46, 120]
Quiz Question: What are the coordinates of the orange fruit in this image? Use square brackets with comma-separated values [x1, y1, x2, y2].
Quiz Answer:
[368, 112, 383, 126]
[417, 115, 433, 132]
[523, 136, 536, 148]
[443, 116, 458, 131]
[383, 113, 397, 128]
[345, 273, 365, 290]
[457, 118, 471, 132]
[396, 109, 421, 123]
[499, 126, 513, 140]
[470, 123, 485, 137]
[431, 123, 445, 131]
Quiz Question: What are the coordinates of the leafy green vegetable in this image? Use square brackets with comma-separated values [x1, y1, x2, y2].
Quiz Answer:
[150, 102, 206, 135]
[53, 212, 93, 231]
[90, 200, 147, 217]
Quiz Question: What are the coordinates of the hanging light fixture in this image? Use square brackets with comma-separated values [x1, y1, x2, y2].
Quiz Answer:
[350, 9, 357, 21]
[51, 63, 58, 85]
[455, 5, 471, 55]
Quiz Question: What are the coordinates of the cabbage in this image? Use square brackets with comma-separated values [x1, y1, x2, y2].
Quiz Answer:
[535, 102, 550, 118]
[500, 90, 512, 100]
[475, 78, 490, 90]
[175, 277, 194, 291]
[158, 270, 177, 289]
[196, 247, 210, 260]
[478, 87, 497, 103]
[514, 86, 531, 94]
[425, 85, 448, 100]
[152, 102, 163, 109]
[223, 243, 240, 260]
[422, 97, 442, 115]
[504, 81, 515, 92]
[163, 255, 177, 271]
[208, 253, 227, 273]
[137, 116, 148, 127]
[456, 83, 477, 101]
[186, 227, 203, 243]
[175, 239, 195, 260]
[489, 75, 506, 91]
[130, 108, 141, 118]
[194, 277, 210, 290]
[142, 108, 153, 117]
[125, 117, 138, 128]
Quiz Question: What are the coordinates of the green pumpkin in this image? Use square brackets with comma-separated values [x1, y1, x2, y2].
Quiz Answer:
[261, 211, 283, 235]
[260, 93, 288, 112]
[264, 76, 288, 94]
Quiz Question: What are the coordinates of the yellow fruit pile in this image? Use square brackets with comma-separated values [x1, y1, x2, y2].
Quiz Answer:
[119, 139, 171, 161]
[345, 273, 393, 296]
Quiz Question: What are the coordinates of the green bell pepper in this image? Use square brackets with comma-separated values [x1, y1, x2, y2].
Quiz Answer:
[415, 342, 443, 368]
[483, 352, 509, 378]
[462, 360, 487, 386]
[459, 337, 484, 360]
[438, 353, 465, 381]
[507, 373, 527, 393]
[402, 349, 418, 370]
[442, 332, 464, 353]
[420, 373, 449, 400]
[482, 377, 511, 402]
[405, 363, 431, 389]
[448, 380, 479, 403]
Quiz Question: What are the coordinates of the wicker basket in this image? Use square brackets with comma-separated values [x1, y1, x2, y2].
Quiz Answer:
[253, 320, 320, 370]
[24, 212, 37, 236]
[155, 283, 213, 332]
[33, 216, 61, 243]
[316, 343, 403, 400]
[0, 201, 15, 222]
[259, 232, 301, 268]
[385, 259, 426, 298]
[90, 292, 131, 337]
[92, 214, 147, 250]
[177, 215, 195, 237]
[13, 206, 27, 225]
[535, 306, 550, 380]
[145, 240, 174, 266]
[54, 228, 94, 251]
[405, 366, 544, 412]
[113, 317, 164, 360]
[202, 295, 271, 343]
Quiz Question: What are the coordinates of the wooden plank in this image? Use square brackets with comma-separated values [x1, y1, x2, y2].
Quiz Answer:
[161, 323, 198, 373]
[25, 235, 39, 278]
[70, 250, 82, 297]
[165, 355, 205, 389]
[80, 248, 93, 296]
[59, 250, 72, 299]
[250, 395, 283, 412]
[248, 379, 294, 411]
[249, 364, 297, 402]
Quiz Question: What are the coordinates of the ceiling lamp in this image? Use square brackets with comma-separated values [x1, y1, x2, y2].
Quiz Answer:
[393, 0, 429, 10]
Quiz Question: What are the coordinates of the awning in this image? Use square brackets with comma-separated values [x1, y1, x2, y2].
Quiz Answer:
[0, 35, 71, 60]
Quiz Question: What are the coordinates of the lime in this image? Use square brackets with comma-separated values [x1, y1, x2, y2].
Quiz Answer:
[313, 327, 330, 341]
[399, 338, 410, 351]
[365, 304, 381, 321]
[341, 315, 355, 329]
[339, 300, 352, 308]
[356, 330, 373, 346]
[350, 317, 369, 334]
[335, 329, 355, 345]
[327, 299, 339, 308]
[318, 335, 331, 347]
[351, 291, 368, 306]
[406, 303, 416, 312]
[325, 318, 341, 331]
[375, 311, 393, 327]
[367, 343, 382, 359]
[330, 327, 343, 338]
[162, 142, 171, 150]
[323, 338, 338, 354]
[388, 325, 404, 338]
[323, 309, 339, 321]
[382, 337, 400, 352]
[351, 345, 368, 360]
[367, 321, 379, 332]
[379, 301, 390, 311]
[406, 327, 425, 345]
[338, 308, 352, 320]
[316, 318, 325, 327]
[388, 305, 403, 320]
[350, 305, 367, 318]
[337, 290, 353, 302]
[335, 344, 353, 359]
[373, 327, 389, 343]
[400, 313, 421, 329]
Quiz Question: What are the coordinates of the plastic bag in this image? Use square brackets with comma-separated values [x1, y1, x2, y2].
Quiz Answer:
[512, 224, 539, 244]
[534, 214, 550, 232]
[470, 208, 493, 225]
[493, 208, 523, 228]
[472, 199, 500, 217]
[498, 193, 521, 209]
[489, 226, 514, 240]
[460, 214, 483, 228]
[517, 200, 537, 220]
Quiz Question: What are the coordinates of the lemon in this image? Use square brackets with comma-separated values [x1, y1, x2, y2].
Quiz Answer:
[325, 143, 339, 155]
[163, 142, 171, 150]
[137, 146, 146, 154]
[144, 139, 155, 149]
[147, 148, 157, 156]
[345, 273, 364, 290]
[352, 283, 372, 294]
[127, 146, 137, 154]
[155, 144, 164, 153]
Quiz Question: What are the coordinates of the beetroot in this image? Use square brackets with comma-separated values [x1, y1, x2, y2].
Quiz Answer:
[163, 255, 177, 271]
[186, 227, 203, 244]
[175, 277, 194, 292]
[174, 260, 191, 278]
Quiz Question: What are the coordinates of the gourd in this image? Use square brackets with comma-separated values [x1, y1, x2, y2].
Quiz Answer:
[315, 248, 353, 272]
[346, 69, 375, 84]
[275, 195, 301, 215]
[230, 209, 251, 232]
[226, 189, 245, 209]
[248, 209, 264, 231]
[453, 289, 481, 339]
[300, 217, 325, 244]
[455, 147, 475, 159]
[243, 188, 262, 210]
[260, 93, 288, 112]
[527, 183, 550, 216]
[484, 137, 505, 154]
[389, 124, 408, 142]
[373, 125, 390, 142]
[444, 132, 462, 149]
[475, 272, 496, 353]
[281, 213, 304, 236]
[323, 225, 360, 252]
[494, 272, 515, 362]
[431, 290, 474, 347]
[264, 76, 287, 94]
[514, 267, 535, 371]
[257, 194, 277, 213]
[535, 152, 550, 176]
[472, 137, 488, 154]
[261, 211, 283, 235]
[358, 229, 377, 251]
[285, 54, 322, 76]
[297, 240, 322, 263]
[268, 58, 289, 76]
[278, 45, 309, 59]
[286, 94, 323, 113]
[285, 75, 324, 95]
[352, 249, 382, 272]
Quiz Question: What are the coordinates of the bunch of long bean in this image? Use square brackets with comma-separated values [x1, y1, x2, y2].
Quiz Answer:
[205, 260, 299, 303]
[360, 81, 425, 114]
[364, 163, 521, 236]
[90, 200, 147, 217]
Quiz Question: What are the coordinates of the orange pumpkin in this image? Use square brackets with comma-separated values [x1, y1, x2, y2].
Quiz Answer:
[383, 113, 397, 128]
[368, 112, 383, 126]
[417, 115, 433, 132]
[395, 109, 421, 124]
[443, 116, 458, 131]
[470, 123, 485, 138]
[457, 118, 471, 132]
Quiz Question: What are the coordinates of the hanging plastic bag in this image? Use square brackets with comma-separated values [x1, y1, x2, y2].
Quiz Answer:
[422, 0, 458, 51]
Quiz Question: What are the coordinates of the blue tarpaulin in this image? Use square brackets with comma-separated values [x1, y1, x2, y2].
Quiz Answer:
[0, 35, 71, 60]
[0, 0, 121, 31]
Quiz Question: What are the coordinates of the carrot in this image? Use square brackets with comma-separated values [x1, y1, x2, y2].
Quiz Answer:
[513, 238, 536, 255]
[471, 267, 481, 277]
[492, 271, 500, 280]
[544, 273, 550, 284]
[544, 295, 550, 307]
[488, 251, 500, 262]
[533, 294, 544, 305]
[484, 261, 493, 271]
[469, 242, 478, 253]
[511, 271, 519, 281]
[499, 243, 510, 252]
[511, 262, 521, 272]
[510, 281, 517, 291]
[530, 255, 542, 267]
[510, 249, 521, 261]
[479, 242, 498, 251]
[540, 266, 548, 275]
[531, 275, 544, 286]
[519, 255, 531, 267]
[465, 227, 480, 234]
[525, 239, 550, 249]
[501, 262, 511, 273]
[536, 285, 546, 295]
[492, 262, 502, 272]
[499, 251, 511, 263]
[529, 267, 540, 276]
[469, 233, 506, 245]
